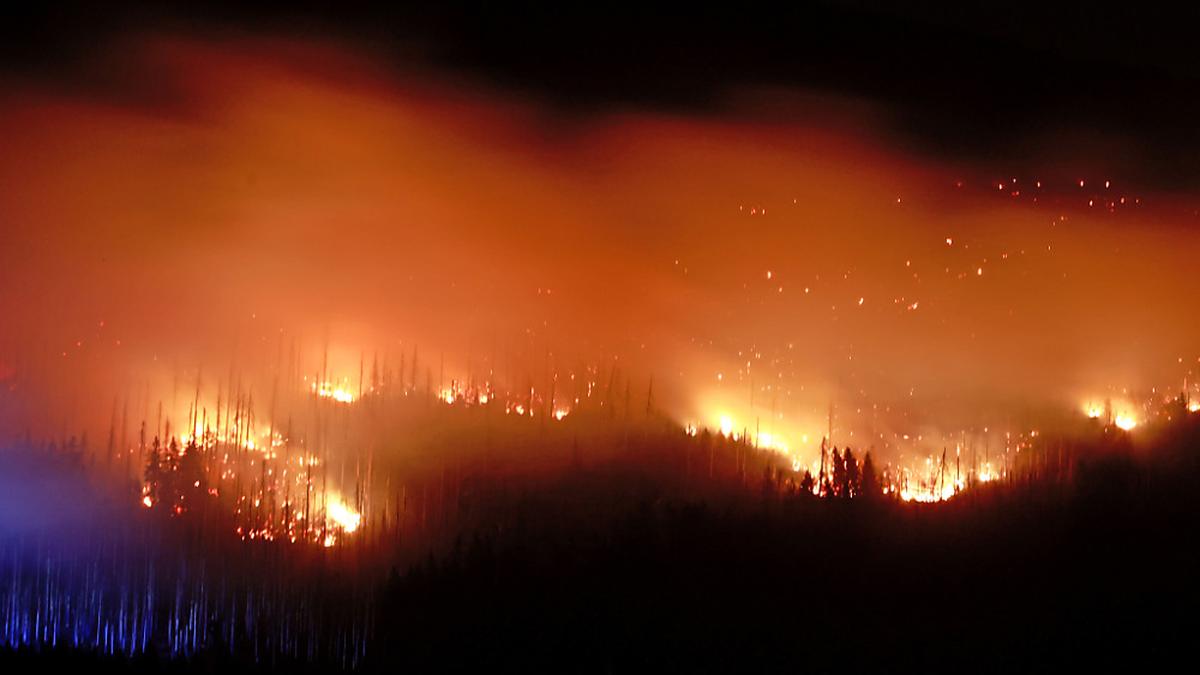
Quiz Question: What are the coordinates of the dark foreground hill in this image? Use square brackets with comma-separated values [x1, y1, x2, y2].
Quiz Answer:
[5, 419, 1200, 673]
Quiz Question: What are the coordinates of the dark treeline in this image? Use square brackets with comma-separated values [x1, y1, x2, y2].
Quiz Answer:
[3, 399, 1199, 672]
[367, 414, 1200, 672]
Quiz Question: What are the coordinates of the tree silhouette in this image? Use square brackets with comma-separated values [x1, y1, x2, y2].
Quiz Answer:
[177, 438, 207, 513]
[799, 470, 815, 495]
[844, 447, 860, 497]
[144, 436, 163, 506]
[830, 447, 846, 497]
[860, 451, 879, 499]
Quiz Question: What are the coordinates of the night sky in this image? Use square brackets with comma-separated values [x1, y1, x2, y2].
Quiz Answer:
[7, 3, 1200, 189]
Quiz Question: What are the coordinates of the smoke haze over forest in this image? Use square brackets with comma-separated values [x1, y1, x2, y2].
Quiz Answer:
[3, 33, 1199, 464]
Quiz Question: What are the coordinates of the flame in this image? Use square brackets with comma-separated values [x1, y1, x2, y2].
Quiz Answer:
[718, 415, 734, 437]
[897, 480, 959, 503]
[313, 381, 355, 404]
[977, 463, 999, 483]
[327, 499, 361, 534]
[1114, 414, 1137, 431]
[1081, 398, 1139, 430]
[756, 431, 789, 454]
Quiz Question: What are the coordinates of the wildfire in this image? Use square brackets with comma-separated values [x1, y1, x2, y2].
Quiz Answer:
[433, 379, 580, 423]
[719, 415, 734, 438]
[702, 409, 802, 458]
[313, 381, 355, 404]
[1081, 398, 1140, 431]
[977, 463, 999, 483]
[327, 499, 361, 534]
[121, 355, 1193, 557]
[179, 426, 286, 458]
[755, 431, 789, 455]
[898, 483, 958, 503]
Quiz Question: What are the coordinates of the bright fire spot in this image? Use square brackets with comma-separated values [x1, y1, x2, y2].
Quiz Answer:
[1114, 414, 1137, 431]
[719, 415, 734, 437]
[313, 382, 355, 404]
[327, 500, 361, 533]
[440, 388, 455, 404]
[1188, 401, 1200, 413]
[899, 484, 958, 503]
[142, 495, 153, 508]
[553, 408, 570, 421]
[978, 463, 999, 483]
[1084, 404, 1103, 419]
[756, 431, 788, 454]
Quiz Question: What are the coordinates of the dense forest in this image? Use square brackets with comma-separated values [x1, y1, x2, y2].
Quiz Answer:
[3, 401, 1198, 672]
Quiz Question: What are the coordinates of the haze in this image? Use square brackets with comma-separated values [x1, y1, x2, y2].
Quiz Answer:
[2, 34, 1198, 462]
